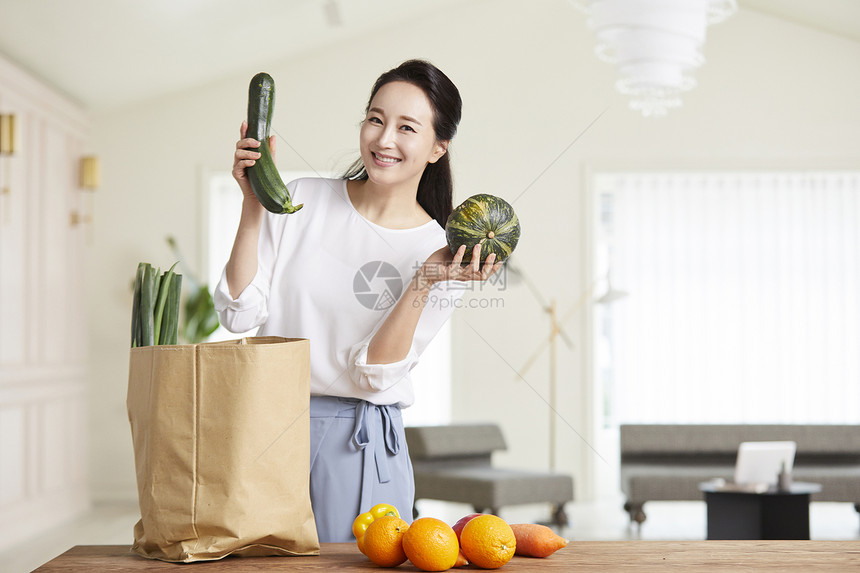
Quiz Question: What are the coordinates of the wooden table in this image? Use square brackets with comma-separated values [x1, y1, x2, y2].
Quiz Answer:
[33, 541, 860, 572]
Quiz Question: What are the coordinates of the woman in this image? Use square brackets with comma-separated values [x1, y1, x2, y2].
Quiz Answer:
[214, 59, 501, 542]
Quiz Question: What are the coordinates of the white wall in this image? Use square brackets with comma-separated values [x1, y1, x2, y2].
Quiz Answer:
[85, 1, 860, 502]
[0, 54, 91, 550]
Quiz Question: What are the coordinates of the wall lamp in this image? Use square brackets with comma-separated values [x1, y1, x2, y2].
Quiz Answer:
[0, 113, 15, 155]
[0, 114, 16, 222]
[79, 155, 100, 190]
[71, 155, 100, 233]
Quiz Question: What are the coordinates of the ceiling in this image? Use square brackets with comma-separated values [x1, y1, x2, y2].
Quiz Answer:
[0, 0, 857, 112]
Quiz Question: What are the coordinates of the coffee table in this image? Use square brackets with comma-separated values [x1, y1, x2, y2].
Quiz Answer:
[699, 481, 822, 540]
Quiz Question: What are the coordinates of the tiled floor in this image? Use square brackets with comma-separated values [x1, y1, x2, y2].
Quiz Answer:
[9, 497, 859, 572]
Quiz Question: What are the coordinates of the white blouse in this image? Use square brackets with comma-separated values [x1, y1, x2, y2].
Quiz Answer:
[213, 177, 462, 407]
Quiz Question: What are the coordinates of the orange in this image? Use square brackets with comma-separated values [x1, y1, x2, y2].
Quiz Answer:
[402, 517, 460, 572]
[363, 515, 409, 567]
[459, 514, 516, 569]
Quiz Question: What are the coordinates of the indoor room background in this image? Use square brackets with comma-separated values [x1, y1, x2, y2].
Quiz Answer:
[0, 0, 858, 552]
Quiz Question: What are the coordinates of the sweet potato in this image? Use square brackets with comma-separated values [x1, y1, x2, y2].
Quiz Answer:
[510, 523, 569, 557]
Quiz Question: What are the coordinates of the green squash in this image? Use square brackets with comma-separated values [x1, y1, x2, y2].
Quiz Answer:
[445, 194, 521, 263]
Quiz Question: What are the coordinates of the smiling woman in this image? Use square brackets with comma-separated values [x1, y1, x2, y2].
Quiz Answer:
[213, 59, 502, 544]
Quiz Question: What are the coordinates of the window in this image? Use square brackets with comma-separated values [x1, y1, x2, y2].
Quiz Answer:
[594, 172, 860, 426]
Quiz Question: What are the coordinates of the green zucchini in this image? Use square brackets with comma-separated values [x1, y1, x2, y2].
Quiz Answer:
[245, 72, 303, 214]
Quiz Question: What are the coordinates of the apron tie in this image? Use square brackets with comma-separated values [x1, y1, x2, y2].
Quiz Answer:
[310, 396, 402, 516]
[350, 401, 401, 513]
[352, 401, 400, 484]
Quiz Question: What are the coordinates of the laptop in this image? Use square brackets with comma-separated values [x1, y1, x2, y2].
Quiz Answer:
[733, 441, 796, 487]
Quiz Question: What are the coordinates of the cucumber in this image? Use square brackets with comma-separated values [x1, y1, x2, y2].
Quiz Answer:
[245, 72, 303, 214]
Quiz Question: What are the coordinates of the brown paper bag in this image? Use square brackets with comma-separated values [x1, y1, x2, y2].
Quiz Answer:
[127, 336, 319, 562]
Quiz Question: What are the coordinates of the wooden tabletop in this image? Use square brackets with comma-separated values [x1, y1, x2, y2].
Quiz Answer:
[32, 541, 860, 572]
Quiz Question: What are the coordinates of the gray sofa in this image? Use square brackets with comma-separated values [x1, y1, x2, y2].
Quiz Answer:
[405, 424, 574, 526]
[620, 424, 860, 525]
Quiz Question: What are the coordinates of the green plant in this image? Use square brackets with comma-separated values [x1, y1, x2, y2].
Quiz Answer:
[183, 284, 219, 343]
[165, 236, 219, 344]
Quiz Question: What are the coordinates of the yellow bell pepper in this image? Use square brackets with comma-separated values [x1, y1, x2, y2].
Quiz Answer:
[352, 503, 400, 554]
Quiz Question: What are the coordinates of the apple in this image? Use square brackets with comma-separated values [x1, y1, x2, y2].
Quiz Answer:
[452, 513, 483, 540]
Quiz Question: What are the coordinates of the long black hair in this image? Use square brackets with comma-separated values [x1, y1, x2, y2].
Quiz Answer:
[343, 59, 462, 228]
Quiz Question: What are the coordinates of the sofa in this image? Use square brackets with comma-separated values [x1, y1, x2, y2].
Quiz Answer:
[619, 424, 860, 525]
[405, 424, 574, 526]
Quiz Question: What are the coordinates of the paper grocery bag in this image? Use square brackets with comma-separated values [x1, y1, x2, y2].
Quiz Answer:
[127, 336, 319, 562]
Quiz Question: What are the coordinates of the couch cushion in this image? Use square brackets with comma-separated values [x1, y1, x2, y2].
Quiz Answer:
[413, 467, 574, 508]
[406, 424, 507, 460]
[792, 465, 860, 502]
[621, 463, 734, 502]
[620, 462, 860, 504]
[620, 425, 860, 457]
[619, 425, 860, 507]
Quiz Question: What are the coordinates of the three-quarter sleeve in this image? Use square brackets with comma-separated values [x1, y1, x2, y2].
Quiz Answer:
[347, 339, 419, 393]
[346, 280, 464, 393]
[213, 266, 270, 333]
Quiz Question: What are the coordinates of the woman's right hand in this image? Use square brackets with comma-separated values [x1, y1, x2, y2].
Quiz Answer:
[233, 120, 276, 203]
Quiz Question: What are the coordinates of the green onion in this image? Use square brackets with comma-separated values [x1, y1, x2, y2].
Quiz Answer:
[139, 264, 157, 347]
[132, 261, 182, 347]
[131, 263, 146, 348]
[159, 272, 182, 345]
[153, 262, 178, 345]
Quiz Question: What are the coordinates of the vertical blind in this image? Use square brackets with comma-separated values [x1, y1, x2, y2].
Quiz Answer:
[597, 172, 860, 425]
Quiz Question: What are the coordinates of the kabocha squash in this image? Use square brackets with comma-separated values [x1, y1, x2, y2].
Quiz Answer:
[445, 194, 520, 263]
[245, 72, 303, 214]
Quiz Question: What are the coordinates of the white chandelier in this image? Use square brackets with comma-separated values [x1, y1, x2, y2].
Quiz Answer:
[587, 0, 737, 117]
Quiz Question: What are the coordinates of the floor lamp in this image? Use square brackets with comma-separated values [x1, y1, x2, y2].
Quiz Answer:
[512, 262, 627, 472]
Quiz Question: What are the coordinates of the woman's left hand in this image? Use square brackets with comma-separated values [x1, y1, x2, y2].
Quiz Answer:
[417, 243, 503, 289]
